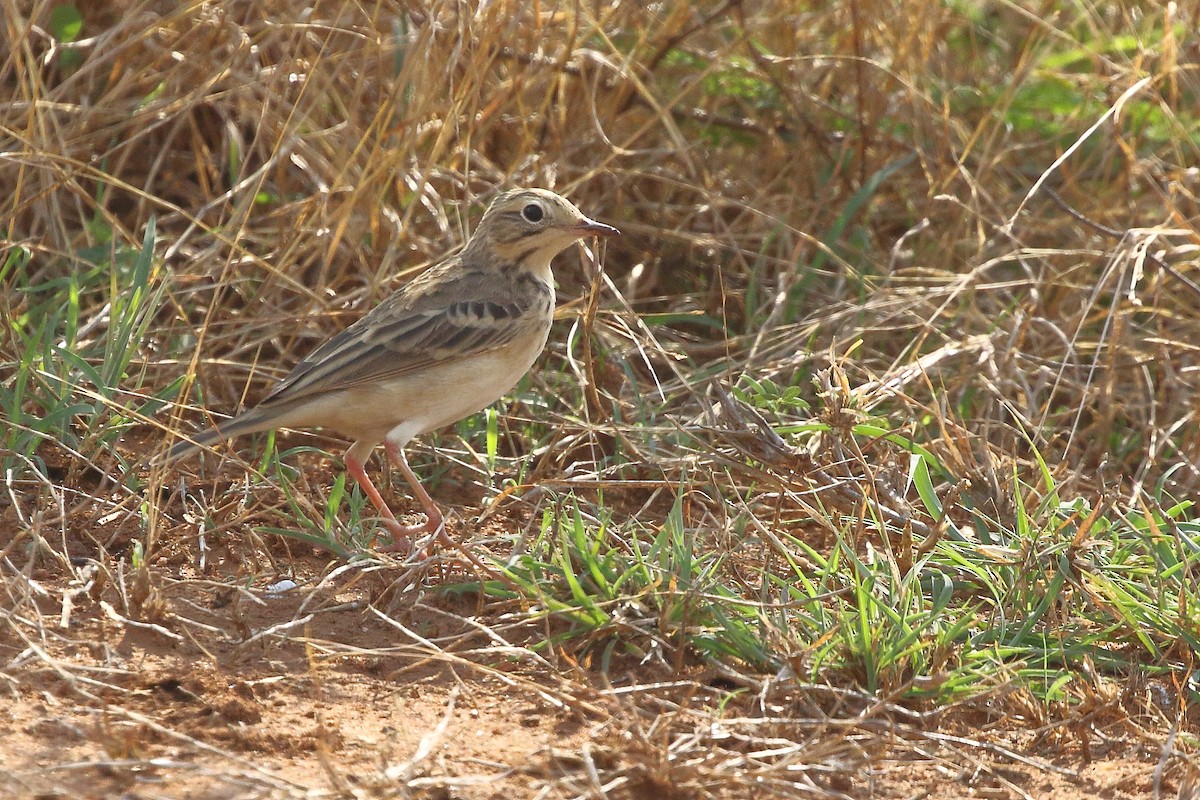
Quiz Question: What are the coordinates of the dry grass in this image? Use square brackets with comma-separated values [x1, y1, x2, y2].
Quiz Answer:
[4, 0, 1200, 797]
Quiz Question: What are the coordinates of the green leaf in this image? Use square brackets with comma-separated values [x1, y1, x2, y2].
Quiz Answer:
[485, 407, 498, 470]
[50, 5, 82, 43]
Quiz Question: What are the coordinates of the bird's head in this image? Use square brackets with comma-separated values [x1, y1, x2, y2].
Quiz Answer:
[467, 188, 618, 276]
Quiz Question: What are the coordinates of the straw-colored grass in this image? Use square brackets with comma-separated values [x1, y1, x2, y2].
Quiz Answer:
[4, 0, 1200, 797]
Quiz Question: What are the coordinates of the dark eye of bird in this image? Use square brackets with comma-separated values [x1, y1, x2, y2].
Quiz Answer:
[521, 203, 544, 223]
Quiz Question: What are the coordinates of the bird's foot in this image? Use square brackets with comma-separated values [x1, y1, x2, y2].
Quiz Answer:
[376, 515, 500, 581]
[374, 515, 443, 556]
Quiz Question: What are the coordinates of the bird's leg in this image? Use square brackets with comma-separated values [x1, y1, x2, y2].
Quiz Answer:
[382, 441, 502, 577]
[344, 450, 426, 555]
[379, 441, 445, 554]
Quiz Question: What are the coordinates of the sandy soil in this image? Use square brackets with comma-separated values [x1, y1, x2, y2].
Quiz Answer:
[1, 525, 1192, 800]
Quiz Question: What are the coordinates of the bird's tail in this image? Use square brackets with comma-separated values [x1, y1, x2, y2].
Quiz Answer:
[159, 408, 275, 464]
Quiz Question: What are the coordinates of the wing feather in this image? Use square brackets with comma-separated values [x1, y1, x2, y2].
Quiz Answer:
[259, 263, 548, 407]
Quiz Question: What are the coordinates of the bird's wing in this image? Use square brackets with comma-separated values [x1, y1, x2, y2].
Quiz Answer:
[259, 264, 549, 406]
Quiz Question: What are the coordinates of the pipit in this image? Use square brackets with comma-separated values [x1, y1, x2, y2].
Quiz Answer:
[164, 188, 618, 553]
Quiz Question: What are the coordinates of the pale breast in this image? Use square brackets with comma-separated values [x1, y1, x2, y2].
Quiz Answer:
[400, 323, 552, 435]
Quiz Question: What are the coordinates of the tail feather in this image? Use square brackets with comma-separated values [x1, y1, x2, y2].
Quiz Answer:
[161, 408, 275, 464]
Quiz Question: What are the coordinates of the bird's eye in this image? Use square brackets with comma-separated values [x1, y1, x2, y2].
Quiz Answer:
[521, 202, 545, 223]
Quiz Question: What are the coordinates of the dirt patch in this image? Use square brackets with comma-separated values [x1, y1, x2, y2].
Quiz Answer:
[1, 548, 588, 799]
[0, 539, 1189, 800]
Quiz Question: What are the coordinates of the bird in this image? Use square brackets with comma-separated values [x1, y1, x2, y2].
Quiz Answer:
[163, 188, 619, 554]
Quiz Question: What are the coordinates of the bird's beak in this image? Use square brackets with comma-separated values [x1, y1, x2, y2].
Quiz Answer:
[572, 218, 620, 238]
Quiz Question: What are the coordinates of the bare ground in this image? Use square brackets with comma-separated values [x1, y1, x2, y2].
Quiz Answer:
[2, 513, 1189, 800]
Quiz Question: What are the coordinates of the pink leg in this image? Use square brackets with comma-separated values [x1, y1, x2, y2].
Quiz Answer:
[344, 440, 492, 572]
[344, 450, 431, 555]
[376, 441, 445, 553]
[382, 441, 500, 574]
